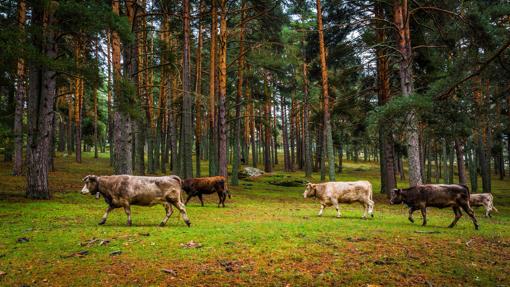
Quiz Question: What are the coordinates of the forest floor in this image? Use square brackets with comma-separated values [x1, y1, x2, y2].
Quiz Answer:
[0, 152, 509, 286]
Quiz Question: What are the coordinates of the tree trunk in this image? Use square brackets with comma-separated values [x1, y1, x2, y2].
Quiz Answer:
[375, 0, 396, 194]
[263, 74, 272, 172]
[180, 0, 193, 179]
[316, 0, 335, 181]
[303, 63, 312, 177]
[194, 0, 204, 177]
[231, 1, 246, 185]
[74, 43, 83, 164]
[107, 30, 114, 166]
[208, 0, 218, 176]
[93, 39, 99, 159]
[454, 140, 467, 185]
[281, 94, 291, 172]
[394, 0, 422, 186]
[13, 0, 26, 175]
[112, 0, 133, 174]
[217, 0, 228, 178]
[26, 1, 57, 199]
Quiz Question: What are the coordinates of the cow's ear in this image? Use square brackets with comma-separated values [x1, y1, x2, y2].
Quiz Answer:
[393, 188, 400, 194]
[83, 175, 97, 182]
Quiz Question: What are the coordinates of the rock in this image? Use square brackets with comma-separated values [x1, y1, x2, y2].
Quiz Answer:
[238, 167, 264, 179]
[16, 237, 29, 243]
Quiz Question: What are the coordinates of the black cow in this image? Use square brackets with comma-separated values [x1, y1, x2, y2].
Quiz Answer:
[390, 184, 479, 230]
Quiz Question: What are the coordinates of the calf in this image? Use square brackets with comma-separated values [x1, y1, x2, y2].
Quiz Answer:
[81, 175, 190, 227]
[389, 184, 478, 230]
[470, 193, 498, 217]
[183, 176, 231, 207]
[303, 181, 375, 219]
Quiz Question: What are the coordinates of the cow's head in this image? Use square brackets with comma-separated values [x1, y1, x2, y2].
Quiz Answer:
[303, 183, 317, 198]
[389, 188, 403, 204]
[81, 175, 99, 195]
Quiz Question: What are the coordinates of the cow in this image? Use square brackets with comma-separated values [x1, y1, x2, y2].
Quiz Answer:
[183, 176, 230, 207]
[470, 193, 498, 217]
[303, 181, 375, 219]
[389, 184, 478, 230]
[80, 175, 191, 227]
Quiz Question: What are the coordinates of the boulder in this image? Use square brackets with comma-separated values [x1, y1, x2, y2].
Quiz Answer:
[238, 167, 264, 179]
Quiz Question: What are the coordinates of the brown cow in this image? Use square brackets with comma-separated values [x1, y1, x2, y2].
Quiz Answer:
[81, 175, 190, 227]
[183, 176, 230, 207]
[390, 184, 478, 230]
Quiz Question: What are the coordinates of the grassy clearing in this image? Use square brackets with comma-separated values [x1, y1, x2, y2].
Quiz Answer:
[0, 152, 509, 286]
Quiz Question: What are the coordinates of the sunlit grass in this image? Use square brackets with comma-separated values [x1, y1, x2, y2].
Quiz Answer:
[0, 152, 509, 286]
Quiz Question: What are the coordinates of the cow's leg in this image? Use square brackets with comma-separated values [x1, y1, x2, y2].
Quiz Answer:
[460, 203, 479, 230]
[160, 203, 174, 227]
[448, 207, 462, 228]
[482, 202, 491, 217]
[408, 207, 418, 223]
[318, 204, 325, 216]
[368, 200, 375, 218]
[331, 200, 341, 218]
[221, 191, 227, 207]
[99, 206, 114, 225]
[420, 208, 427, 226]
[198, 194, 205, 207]
[124, 205, 132, 226]
[171, 200, 191, 227]
[217, 192, 223, 208]
[185, 194, 193, 206]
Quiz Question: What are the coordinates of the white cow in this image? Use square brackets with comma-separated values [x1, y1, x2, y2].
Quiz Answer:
[470, 193, 498, 217]
[303, 181, 374, 219]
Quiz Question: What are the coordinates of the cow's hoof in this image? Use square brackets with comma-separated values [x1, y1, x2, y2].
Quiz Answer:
[159, 222, 166, 227]
[362, 216, 367, 220]
[98, 221, 106, 225]
[475, 225, 479, 230]
[448, 225, 454, 228]
[408, 218, 414, 223]
[126, 221, 132, 227]
[371, 214, 374, 218]
[186, 221, 191, 227]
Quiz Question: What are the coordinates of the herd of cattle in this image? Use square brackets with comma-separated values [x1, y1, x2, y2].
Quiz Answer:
[81, 174, 498, 230]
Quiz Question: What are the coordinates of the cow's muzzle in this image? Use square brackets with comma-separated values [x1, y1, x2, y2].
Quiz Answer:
[81, 185, 90, 195]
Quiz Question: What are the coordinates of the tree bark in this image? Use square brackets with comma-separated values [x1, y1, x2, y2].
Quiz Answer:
[26, 1, 57, 199]
[316, 0, 335, 181]
[375, 0, 396, 194]
[194, 0, 204, 177]
[13, 0, 26, 175]
[263, 74, 272, 172]
[394, 0, 422, 186]
[231, 0, 246, 185]
[303, 62, 312, 177]
[217, 0, 228, 178]
[208, 0, 218, 176]
[180, 0, 193, 179]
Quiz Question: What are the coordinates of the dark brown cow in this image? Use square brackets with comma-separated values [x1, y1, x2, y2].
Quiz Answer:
[183, 176, 230, 207]
[389, 184, 479, 230]
[81, 175, 190, 227]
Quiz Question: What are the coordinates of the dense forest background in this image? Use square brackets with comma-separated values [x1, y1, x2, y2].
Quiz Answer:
[1, 0, 510, 199]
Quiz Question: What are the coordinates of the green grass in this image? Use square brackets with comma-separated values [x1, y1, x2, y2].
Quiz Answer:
[0, 152, 509, 286]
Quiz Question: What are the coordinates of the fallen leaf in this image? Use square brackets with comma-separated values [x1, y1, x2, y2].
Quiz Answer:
[110, 250, 122, 256]
[0, 271, 6, 276]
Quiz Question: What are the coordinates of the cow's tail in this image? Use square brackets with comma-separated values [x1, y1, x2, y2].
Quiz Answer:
[168, 175, 184, 202]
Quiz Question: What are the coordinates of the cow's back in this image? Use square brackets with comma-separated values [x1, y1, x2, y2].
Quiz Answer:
[325, 181, 372, 203]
